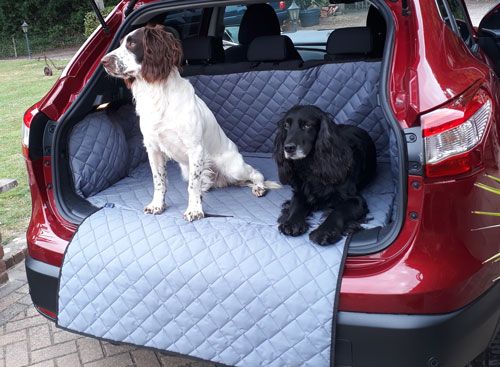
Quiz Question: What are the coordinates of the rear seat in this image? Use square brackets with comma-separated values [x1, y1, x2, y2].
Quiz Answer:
[178, 30, 387, 162]
[324, 27, 374, 62]
[181, 28, 376, 78]
[247, 35, 303, 69]
[182, 34, 304, 76]
[181, 36, 225, 76]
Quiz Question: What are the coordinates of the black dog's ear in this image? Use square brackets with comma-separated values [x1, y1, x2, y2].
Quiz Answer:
[273, 119, 294, 185]
[311, 114, 352, 185]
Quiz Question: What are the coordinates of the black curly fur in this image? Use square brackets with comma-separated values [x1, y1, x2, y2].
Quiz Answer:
[273, 105, 377, 246]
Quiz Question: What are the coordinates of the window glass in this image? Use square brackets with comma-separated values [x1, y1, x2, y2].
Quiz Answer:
[435, 0, 453, 28]
[223, 1, 371, 46]
[444, 0, 474, 47]
[164, 9, 202, 39]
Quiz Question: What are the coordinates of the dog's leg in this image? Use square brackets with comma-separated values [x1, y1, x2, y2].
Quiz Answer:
[215, 151, 268, 197]
[278, 192, 311, 236]
[183, 146, 205, 222]
[309, 196, 368, 245]
[144, 147, 167, 215]
[277, 200, 291, 224]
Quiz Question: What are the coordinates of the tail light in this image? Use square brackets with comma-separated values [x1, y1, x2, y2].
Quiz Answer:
[22, 103, 40, 152]
[422, 88, 492, 178]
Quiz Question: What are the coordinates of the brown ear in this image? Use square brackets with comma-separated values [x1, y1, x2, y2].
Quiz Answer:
[142, 24, 183, 83]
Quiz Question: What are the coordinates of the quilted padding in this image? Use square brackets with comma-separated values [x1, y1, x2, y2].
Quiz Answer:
[58, 207, 347, 367]
[87, 154, 395, 229]
[69, 111, 129, 198]
[188, 61, 389, 161]
[68, 61, 393, 199]
[109, 104, 148, 173]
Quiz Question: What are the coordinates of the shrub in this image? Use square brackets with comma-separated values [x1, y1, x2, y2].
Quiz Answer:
[84, 6, 115, 38]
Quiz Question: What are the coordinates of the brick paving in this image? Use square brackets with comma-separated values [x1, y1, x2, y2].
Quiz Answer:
[0, 262, 213, 367]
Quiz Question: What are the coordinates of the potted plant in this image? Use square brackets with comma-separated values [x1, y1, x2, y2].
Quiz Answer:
[297, 0, 321, 27]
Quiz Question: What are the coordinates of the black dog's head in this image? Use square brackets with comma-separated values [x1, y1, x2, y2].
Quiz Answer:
[276, 105, 327, 160]
[274, 105, 352, 185]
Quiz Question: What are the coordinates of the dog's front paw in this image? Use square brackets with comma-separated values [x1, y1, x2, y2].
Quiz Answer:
[277, 202, 291, 224]
[252, 185, 266, 197]
[279, 220, 309, 237]
[309, 228, 342, 246]
[144, 202, 166, 215]
[183, 207, 205, 222]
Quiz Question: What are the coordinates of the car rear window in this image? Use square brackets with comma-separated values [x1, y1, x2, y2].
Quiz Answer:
[435, 0, 476, 50]
[163, 9, 202, 39]
[223, 1, 372, 46]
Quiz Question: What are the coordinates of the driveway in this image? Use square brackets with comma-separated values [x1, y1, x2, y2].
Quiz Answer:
[0, 262, 213, 367]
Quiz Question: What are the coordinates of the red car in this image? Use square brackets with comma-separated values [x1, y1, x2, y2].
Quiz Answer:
[22, 0, 499, 366]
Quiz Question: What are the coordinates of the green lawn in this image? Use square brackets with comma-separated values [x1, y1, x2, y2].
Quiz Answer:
[0, 59, 66, 243]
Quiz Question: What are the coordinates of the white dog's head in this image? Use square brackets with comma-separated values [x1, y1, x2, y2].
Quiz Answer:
[101, 24, 183, 86]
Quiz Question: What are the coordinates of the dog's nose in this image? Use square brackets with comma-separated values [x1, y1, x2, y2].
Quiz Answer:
[284, 144, 297, 154]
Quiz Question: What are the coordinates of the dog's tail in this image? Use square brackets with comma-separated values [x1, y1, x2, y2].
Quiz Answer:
[263, 180, 282, 189]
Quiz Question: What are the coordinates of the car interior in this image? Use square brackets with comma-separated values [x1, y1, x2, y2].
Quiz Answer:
[50, 1, 406, 255]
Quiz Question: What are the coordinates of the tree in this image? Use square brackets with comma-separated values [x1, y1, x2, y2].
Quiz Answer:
[94, 0, 105, 11]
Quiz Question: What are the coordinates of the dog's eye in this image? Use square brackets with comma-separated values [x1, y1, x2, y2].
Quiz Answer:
[129, 41, 136, 47]
[284, 122, 290, 129]
[303, 122, 312, 129]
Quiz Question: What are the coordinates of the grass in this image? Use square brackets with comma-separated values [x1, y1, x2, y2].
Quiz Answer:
[0, 59, 66, 243]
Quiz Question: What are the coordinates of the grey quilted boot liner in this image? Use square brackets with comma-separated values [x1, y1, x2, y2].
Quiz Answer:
[57, 154, 393, 366]
[57, 208, 348, 367]
[59, 60, 398, 366]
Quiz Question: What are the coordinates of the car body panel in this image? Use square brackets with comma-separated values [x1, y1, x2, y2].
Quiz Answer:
[388, 0, 495, 128]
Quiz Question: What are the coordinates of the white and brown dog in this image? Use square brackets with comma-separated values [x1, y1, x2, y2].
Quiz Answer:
[101, 25, 278, 221]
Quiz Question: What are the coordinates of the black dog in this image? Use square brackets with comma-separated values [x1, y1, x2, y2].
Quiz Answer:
[274, 105, 377, 245]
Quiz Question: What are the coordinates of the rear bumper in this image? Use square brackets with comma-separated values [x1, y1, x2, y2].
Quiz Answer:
[26, 255, 500, 367]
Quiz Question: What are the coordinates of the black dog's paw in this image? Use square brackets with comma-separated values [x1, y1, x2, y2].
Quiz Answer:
[281, 200, 291, 210]
[309, 228, 342, 246]
[279, 220, 309, 237]
[342, 221, 363, 236]
[277, 201, 291, 224]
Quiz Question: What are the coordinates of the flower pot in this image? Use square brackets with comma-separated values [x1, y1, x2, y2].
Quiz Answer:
[321, 5, 338, 17]
[299, 8, 320, 27]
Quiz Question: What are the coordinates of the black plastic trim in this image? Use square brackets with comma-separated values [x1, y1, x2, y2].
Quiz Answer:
[336, 282, 500, 367]
[26, 254, 500, 367]
[42, 120, 57, 157]
[25, 256, 59, 313]
[405, 126, 424, 176]
[28, 113, 50, 161]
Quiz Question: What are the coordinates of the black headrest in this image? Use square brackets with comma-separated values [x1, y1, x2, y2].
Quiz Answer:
[367, 5, 386, 58]
[326, 27, 373, 58]
[247, 35, 302, 62]
[367, 5, 385, 33]
[238, 4, 281, 45]
[182, 36, 224, 64]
